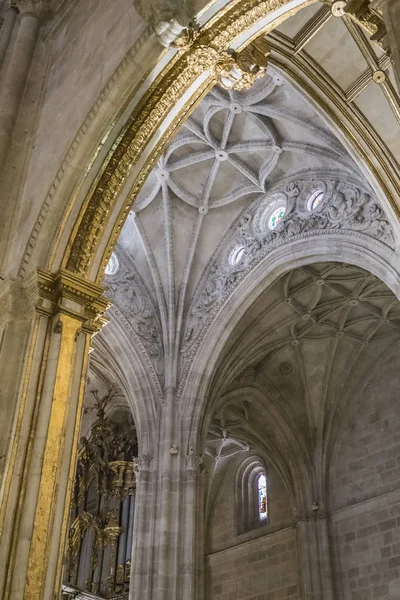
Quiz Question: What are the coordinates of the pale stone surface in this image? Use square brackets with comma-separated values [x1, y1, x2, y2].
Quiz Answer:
[0, 1, 399, 600]
[207, 528, 301, 600]
[331, 350, 400, 598]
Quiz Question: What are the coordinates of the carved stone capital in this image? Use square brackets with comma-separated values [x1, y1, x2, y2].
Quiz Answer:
[218, 38, 270, 91]
[187, 38, 270, 91]
[293, 508, 329, 524]
[14, 0, 52, 21]
[133, 454, 153, 472]
[186, 447, 203, 471]
[332, 0, 388, 47]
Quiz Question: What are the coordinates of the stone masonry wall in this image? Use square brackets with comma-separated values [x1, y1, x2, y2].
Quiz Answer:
[16, 0, 147, 263]
[207, 527, 301, 600]
[333, 490, 400, 599]
[330, 350, 400, 599]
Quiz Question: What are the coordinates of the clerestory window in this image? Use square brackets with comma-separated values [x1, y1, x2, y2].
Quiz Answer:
[257, 472, 268, 521]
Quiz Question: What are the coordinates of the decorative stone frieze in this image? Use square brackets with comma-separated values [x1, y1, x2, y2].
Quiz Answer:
[105, 248, 163, 370]
[178, 174, 394, 394]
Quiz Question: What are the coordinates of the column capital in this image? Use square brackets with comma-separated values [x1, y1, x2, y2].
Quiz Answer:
[185, 447, 203, 472]
[133, 454, 153, 473]
[14, 0, 51, 21]
[0, 271, 40, 325]
[37, 269, 111, 334]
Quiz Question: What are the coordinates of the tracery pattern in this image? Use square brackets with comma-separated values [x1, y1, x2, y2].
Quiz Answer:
[134, 73, 348, 215]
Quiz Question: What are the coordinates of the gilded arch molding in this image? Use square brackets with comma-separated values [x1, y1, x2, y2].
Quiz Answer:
[59, 0, 318, 281]
[23, 0, 398, 286]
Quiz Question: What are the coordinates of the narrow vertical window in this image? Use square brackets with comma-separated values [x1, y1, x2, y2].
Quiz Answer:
[258, 473, 268, 520]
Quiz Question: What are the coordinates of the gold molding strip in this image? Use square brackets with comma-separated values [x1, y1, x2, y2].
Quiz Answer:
[345, 53, 392, 102]
[343, 14, 379, 69]
[343, 16, 400, 123]
[293, 5, 331, 54]
[268, 30, 400, 210]
[53, 332, 91, 599]
[25, 313, 82, 600]
[381, 78, 400, 124]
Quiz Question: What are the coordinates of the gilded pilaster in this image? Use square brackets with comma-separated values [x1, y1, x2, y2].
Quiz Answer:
[0, 269, 110, 600]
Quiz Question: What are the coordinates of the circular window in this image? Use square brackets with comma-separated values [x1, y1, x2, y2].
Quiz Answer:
[307, 189, 324, 211]
[268, 206, 286, 230]
[105, 252, 119, 276]
[230, 246, 245, 266]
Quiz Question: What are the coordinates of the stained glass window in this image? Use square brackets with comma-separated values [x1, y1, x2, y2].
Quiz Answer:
[105, 252, 119, 275]
[268, 207, 285, 230]
[257, 473, 268, 520]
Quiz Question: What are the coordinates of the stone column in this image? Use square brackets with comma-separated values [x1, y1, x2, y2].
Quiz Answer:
[0, 269, 109, 600]
[129, 411, 201, 600]
[0, 0, 49, 171]
[180, 451, 204, 600]
[384, 0, 400, 87]
[155, 386, 181, 600]
[0, 5, 18, 73]
[295, 509, 335, 599]
[130, 455, 156, 596]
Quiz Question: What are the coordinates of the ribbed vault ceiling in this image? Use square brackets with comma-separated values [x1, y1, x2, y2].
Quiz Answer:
[215, 262, 400, 431]
[99, 64, 395, 399]
[93, 2, 400, 436]
[204, 262, 400, 507]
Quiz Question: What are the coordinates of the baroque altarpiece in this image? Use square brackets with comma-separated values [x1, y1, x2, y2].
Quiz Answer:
[62, 391, 138, 600]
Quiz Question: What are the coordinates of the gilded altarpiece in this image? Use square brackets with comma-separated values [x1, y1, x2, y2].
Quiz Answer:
[63, 393, 137, 600]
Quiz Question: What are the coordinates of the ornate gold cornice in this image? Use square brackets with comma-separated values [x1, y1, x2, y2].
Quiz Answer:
[37, 269, 111, 332]
[63, 0, 310, 279]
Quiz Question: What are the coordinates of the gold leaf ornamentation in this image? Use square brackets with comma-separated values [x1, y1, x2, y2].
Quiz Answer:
[63, 0, 301, 278]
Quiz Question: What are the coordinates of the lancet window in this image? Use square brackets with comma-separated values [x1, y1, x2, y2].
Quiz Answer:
[257, 473, 268, 521]
[236, 456, 269, 534]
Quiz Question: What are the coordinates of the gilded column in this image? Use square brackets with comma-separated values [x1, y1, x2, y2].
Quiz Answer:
[0, 268, 109, 600]
[0, 0, 49, 170]
[0, 4, 18, 73]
